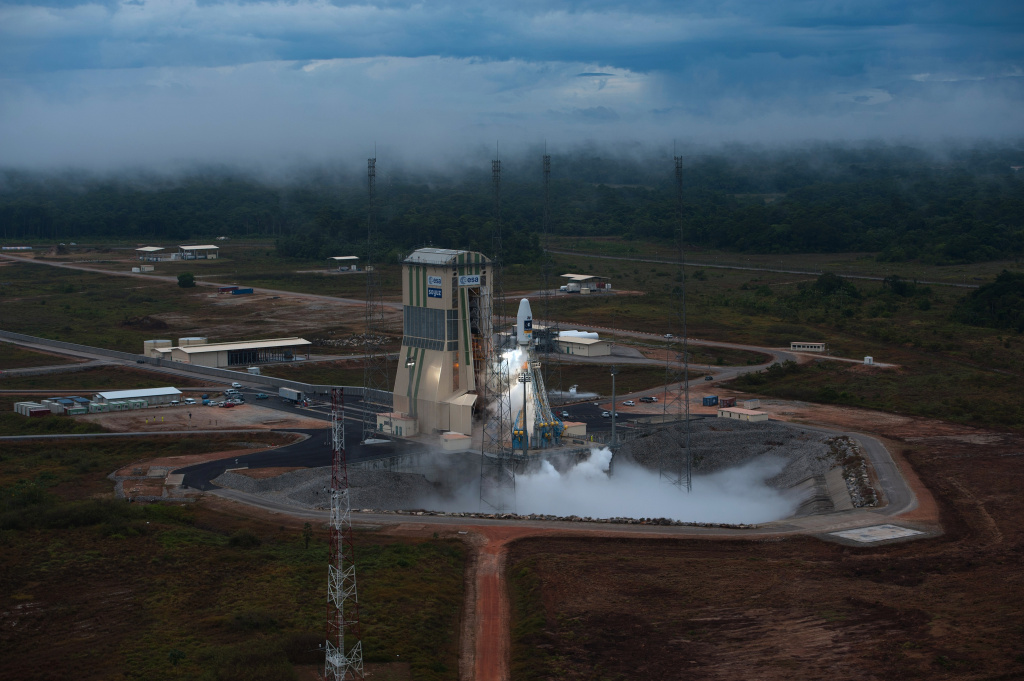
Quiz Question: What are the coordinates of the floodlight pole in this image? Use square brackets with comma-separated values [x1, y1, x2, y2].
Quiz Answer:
[610, 365, 618, 446]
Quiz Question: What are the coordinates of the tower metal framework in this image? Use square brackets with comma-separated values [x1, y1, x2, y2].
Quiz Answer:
[479, 155, 517, 512]
[660, 155, 693, 492]
[362, 157, 392, 442]
[537, 151, 562, 392]
[325, 388, 364, 680]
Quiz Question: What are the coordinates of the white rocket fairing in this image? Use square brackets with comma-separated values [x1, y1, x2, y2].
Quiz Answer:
[516, 298, 533, 346]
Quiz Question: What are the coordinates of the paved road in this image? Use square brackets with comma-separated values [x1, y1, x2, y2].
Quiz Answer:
[0, 429, 269, 442]
[546, 248, 980, 289]
[0, 253, 404, 309]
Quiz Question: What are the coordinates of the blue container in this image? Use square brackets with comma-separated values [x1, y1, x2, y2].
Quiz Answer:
[231, 288, 254, 295]
[702, 395, 719, 407]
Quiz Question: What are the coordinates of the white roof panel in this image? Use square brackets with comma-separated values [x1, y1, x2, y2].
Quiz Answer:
[136, 246, 165, 252]
[558, 337, 607, 345]
[175, 337, 310, 353]
[96, 387, 182, 400]
[329, 256, 359, 261]
[179, 244, 220, 251]
[404, 248, 489, 266]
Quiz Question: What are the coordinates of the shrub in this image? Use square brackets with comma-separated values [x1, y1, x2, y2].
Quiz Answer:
[228, 530, 262, 548]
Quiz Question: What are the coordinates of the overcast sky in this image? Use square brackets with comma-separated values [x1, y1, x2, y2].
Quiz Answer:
[1, 0, 1021, 171]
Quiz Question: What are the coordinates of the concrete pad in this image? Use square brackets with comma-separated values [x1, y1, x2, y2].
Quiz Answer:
[830, 524, 923, 543]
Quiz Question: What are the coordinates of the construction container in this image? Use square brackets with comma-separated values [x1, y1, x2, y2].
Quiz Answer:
[109, 401, 128, 411]
[864, 356, 874, 365]
[66, 407, 88, 416]
[15, 401, 45, 416]
[129, 399, 147, 409]
[719, 397, 737, 408]
[88, 403, 110, 413]
[140, 265, 155, 273]
[231, 288, 254, 295]
[247, 366, 261, 375]
[702, 395, 719, 407]
[29, 408, 51, 418]
[740, 399, 761, 409]
[131, 267, 141, 273]
[218, 286, 238, 293]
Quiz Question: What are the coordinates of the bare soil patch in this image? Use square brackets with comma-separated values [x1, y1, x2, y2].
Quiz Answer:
[505, 426, 1024, 680]
[80, 403, 327, 432]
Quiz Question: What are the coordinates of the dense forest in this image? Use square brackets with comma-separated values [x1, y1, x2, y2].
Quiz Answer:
[1, 143, 1022, 265]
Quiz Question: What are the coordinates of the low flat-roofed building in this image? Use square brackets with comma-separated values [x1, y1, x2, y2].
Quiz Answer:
[790, 342, 826, 352]
[328, 256, 360, 271]
[168, 337, 310, 367]
[178, 244, 219, 260]
[136, 246, 165, 261]
[560, 273, 612, 292]
[717, 407, 769, 422]
[376, 412, 418, 438]
[557, 336, 612, 357]
[93, 387, 182, 405]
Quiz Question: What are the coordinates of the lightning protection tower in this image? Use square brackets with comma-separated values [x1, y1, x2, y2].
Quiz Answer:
[325, 388, 364, 680]
[479, 153, 517, 513]
[362, 156, 392, 443]
[660, 155, 693, 492]
[538, 149, 562, 392]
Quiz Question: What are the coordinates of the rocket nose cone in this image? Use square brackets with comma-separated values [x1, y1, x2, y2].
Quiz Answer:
[518, 298, 532, 317]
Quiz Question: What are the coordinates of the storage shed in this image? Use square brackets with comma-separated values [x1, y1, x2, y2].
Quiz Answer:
[556, 336, 612, 357]
[178, 245, 219, 260]
[717, 407, 769, 423]
[560, 273, 612, 292]
[790, 342, 826, 352]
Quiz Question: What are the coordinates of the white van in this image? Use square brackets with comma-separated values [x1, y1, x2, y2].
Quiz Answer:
[184, 398, 196, 405]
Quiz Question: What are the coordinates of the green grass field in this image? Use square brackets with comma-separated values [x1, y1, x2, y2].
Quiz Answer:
[0, 342, 80, 369]
[0, 435, 465, 680]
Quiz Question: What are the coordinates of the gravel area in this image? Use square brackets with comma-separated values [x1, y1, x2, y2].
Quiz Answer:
[213, 467, 438, 510]
[619, 419, 837, 490]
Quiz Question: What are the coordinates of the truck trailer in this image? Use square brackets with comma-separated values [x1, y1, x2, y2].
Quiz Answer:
[279, 387, 302, 403]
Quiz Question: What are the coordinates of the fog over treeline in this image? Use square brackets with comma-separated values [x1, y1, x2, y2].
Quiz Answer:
[1, 141, 1022, 265]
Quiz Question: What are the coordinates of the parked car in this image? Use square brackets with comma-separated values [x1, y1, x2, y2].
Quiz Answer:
[231, 382, 242, 389]
[664, 333, 673, 339]
[704, 375, 714, 381]
[255, 393, 268, 399]
[220, 402, 235, 408]
[184, 398, 196, 405]
[560, 410, 569, 418]
[639, 396, 658, 403]
[601, 411, 611, 418]
[622, 400, 635, 407]
[169, 400, 180, 406]
[201, 394, 209, 400]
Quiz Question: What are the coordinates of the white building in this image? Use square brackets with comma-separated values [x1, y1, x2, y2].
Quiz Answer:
[93, 387, 182, 405]
[790, 342, 826, 352]
[717, 407, 769, 422]
[178, 245, 219, 260]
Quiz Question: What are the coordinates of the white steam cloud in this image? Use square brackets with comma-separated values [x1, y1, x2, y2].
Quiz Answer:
[427, 448, 800, 524]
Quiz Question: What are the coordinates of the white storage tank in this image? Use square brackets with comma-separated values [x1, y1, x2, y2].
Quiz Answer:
[144, 340, 173, 357]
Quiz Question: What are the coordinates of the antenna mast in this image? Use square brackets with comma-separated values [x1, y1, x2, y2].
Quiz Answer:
[362, 156, 391, 443]
[660, 155, 692, 491]
[325, 387, 364, 680]
[479, 150, 517, 512]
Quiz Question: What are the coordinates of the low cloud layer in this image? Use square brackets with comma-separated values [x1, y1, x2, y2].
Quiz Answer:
[0, 0, 1021, 170]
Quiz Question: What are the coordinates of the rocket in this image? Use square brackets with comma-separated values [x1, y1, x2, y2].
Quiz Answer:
[516, 298, 533, 346]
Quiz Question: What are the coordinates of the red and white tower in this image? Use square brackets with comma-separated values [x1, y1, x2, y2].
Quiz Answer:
[325, 387, 364, 680]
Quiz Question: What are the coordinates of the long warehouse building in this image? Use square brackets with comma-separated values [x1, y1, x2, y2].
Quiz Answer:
[144, 337, 311, 367]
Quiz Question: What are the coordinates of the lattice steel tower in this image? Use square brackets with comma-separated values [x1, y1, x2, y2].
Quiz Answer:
[479, 154, 517, 512]
[362, 157, 391, 443]
[660, 155, 693, 492]
[538, 150, 561, 391]
[325, 388, 364, 680]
